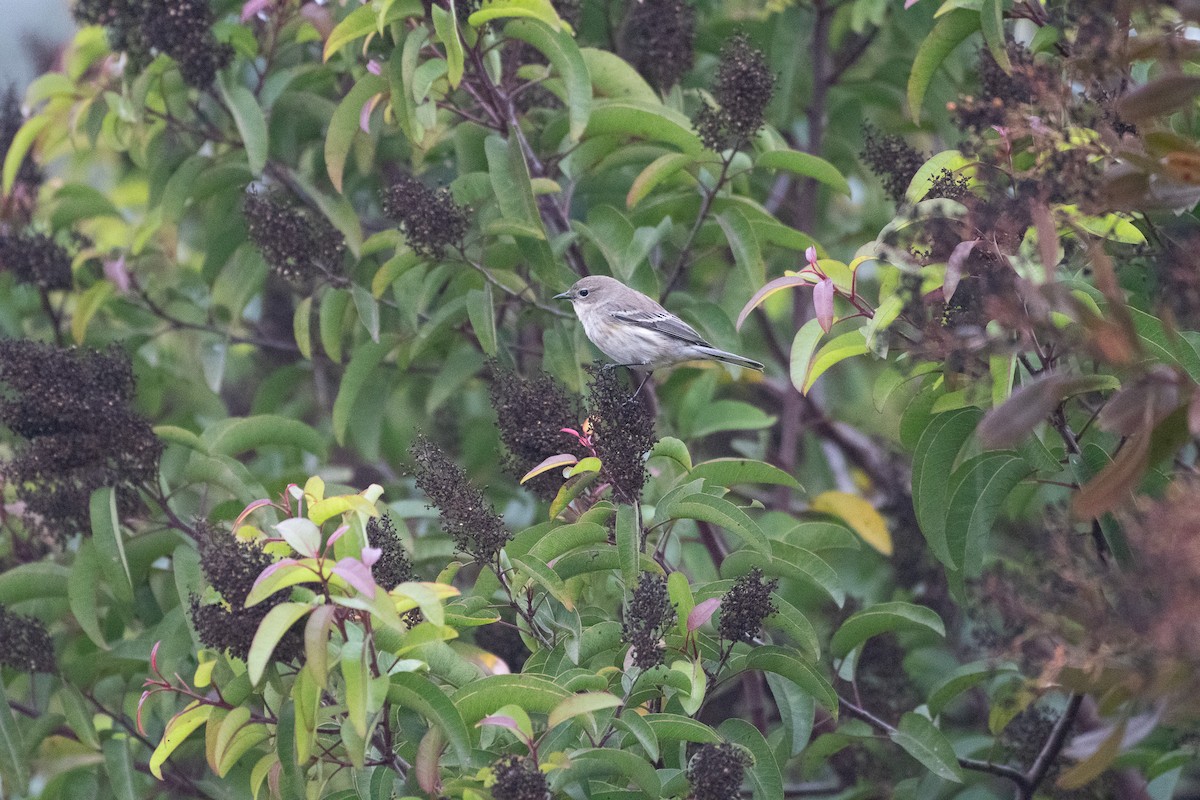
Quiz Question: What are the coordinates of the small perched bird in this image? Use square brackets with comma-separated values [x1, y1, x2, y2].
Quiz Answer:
[555, 276, 764, 372]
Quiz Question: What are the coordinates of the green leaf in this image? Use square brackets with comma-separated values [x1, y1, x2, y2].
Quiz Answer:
[0, 679, 28, 795]
[801, 330, 869, 394]
[547, 692, 621, 729]
[585, 100, 703, 154]
[325, 73, 387, 193]
[567, 749, 660, 797]
[889, 713, 965, 783]
[831, 602, 946, 659]
[643, 713, 720, 744]
[615, 712, 659, 761]
[431, 6, 464, 88]
[667, 571, 695, 639]
[911, 409, 983, 565]
[91, 487, 132, 604]
[389, 674, 473, 763]
[247, 602, 314, 685]
[668, 493, 770, 553]
[767, 594, 821, 660]
[150, 702, 213, 779]
[789, 318, 826, 395]
[735, 646, 837, 716]
[615, 503, 640, 593]
[927, 661, 1020, 717]
[68, 540, 108, 650]
[468, 0, 568, 31]
[333, 339, 393, 445]
[527, 521, 608, 562]
[648, 437, 692, 471]
[71, 280, 115, 345]
[202, 415, 327, 458]
[506, 19, 591, 140]
[58, 683, 100, 750]
[218, 77, 269, 176]
[352, 283, 381, 342]
[293, 296, 313, 359]
[102, 737, 137, 800]
[980, 0, 1011, 72]
[0, 563, 67, 604]
[720, 718, 783, 800]
[908, 9, 981, 123]
[689, 458, 801, 491]
[512, 553, 575, 610]
[466, 286, 497, 355]
[944, 452, 1032, 574]
[755, 149, 850, 195]
[451, 675, 571, 724]
[717, 208, 765, 288]
[626, 152, 694, 209]
[323, 4, 376, 60]
[579, 47, 659, 104]
[2, 114, 49, 194]
[721, 543, 844, 607]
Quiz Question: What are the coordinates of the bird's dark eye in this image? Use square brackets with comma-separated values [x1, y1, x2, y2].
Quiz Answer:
[578, 288, 589, 297]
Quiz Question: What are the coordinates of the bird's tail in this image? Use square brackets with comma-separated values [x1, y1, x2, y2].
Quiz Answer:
[700, 347, 765, 371]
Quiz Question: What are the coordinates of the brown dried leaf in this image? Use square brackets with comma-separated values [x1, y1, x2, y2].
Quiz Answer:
[1072, 431, 1151, 519]
[1116, 75, 1200, 121]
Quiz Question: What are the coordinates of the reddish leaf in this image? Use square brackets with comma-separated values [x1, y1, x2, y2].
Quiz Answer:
[813, 277, 835, 333]
[1116, 75, 1200, 121]
[736, 274, 812, 330]
[687, 597, 721, 632]
[1072, 431, 1151, 519]
[1031, 201, 1060, 274]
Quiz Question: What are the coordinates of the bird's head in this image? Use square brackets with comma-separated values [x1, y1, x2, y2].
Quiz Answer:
[553, 275, 621, 307]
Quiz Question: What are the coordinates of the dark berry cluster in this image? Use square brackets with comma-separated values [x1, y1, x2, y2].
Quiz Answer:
[366, 514, 415, 590]
[860, 124, 926, 204]
[244, 191, 346, 287]
[585, 365, 658, 503]
[0, 86, 42, 192]
[0, 231, 74, 290]
[717, 567, 777, 643]
[411, 435, 510, 563]
[188, 522, 304, 662]
[486, 361, 581, 500]
[0, 603, 55, 672]
[0, 341, 162, 543]
[381, 175, 470, 259]
[74, 0, 231, 88]
[622, 572, 676, 670]
[686, 742, 752, 800]
[490, 754, 548, 800]
[927, 168, 971, 202]
[695, 35, 775, 152]
[619, 0, 695, 91]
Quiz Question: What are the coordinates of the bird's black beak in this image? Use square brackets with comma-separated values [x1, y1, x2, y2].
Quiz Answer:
[553, 290, 573, 300]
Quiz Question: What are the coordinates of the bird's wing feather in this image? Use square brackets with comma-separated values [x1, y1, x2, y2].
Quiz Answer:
[610, 309, 712, 346]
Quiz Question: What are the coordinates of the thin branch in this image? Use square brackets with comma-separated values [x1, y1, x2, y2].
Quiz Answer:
[1023, 693, 1083, 799]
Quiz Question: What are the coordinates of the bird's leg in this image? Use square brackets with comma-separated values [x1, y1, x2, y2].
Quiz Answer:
[625, 370, 654, 403]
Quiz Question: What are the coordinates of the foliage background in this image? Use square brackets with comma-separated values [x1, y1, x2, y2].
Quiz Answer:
[0, 0, 1199, 798]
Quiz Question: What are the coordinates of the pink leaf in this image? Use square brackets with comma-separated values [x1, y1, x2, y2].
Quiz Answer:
[360, 94, 382, 133]
[478, 714, 522, 733]
[520, 453, 578, 484]
[905, 0, 922, 7]
[814, 277, 835, 333]
[736, 274, 812, 330]
[945, 239, 980, 302]
[324, 524, 350, 554]
[367, 59, 382, 75]
[104, 256, 131, 292]
[361, 546, 381, 568]
[687, 597, 722, 632]
[234, 497, 276, 530]
[241, 0, 272, 20]
[299, 2, 335, 39]
[332, 557, 378, 596]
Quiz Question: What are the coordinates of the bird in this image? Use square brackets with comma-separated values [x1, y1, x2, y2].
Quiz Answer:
[554, 275, 765, 373]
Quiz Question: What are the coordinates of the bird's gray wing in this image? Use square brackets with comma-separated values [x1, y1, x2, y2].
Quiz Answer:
[610, 309, 712, 347]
